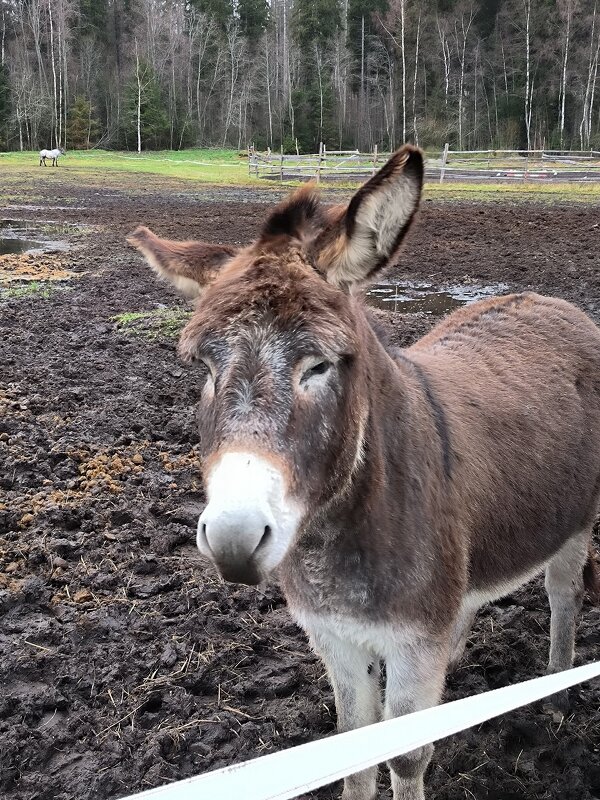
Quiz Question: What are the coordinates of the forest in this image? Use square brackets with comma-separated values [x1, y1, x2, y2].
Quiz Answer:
[1, 0, 599, 154]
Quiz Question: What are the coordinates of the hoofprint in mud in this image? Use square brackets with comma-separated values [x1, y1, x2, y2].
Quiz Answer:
[129, 146, 600, 800]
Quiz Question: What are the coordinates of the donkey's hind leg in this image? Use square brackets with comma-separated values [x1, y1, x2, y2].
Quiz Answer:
[545, 530, 589, 673]
[544, 530, 589, 711]
[448, 597, 479, 669]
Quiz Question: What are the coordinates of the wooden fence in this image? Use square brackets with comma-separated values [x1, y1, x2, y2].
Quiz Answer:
[248, 144, 388, 181]
[248, 143, 600, 183]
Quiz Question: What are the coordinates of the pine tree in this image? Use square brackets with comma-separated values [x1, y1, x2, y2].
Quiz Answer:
[292, 0, 342, 149]
[189, 0, 234, 29]
[67, 96, 101, 148]
[292, 0, 342, 49]
[238, 0, 270, 41]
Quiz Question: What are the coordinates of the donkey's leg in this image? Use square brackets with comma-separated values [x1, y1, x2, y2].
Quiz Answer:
[544, 530, 589, 711]
[545, 530, 589, 673]
[448, 597, 479, 669]
[310, 629, 381, 800]
[385, 636, 449, 800]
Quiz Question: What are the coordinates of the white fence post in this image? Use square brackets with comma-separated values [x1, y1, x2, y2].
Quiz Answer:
[440, 142, 449, 183]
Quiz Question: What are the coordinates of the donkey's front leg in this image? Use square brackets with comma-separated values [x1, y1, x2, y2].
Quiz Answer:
[311, 629, 382, 800]
[385, 636, 449, 800]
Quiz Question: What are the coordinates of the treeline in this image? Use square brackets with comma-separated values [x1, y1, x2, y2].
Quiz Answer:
[1, 0, 600, 153]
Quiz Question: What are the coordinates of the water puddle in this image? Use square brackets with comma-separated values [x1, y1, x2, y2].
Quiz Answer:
[0, 219, 70, 256]
[5, 204, 87, 213]
[0, 237, 45, 255]
[366, 280, 509, 315]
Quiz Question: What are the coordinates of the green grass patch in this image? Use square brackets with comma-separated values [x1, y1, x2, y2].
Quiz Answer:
[111, 307, 192, 339]
[0, 149, 253, 186]
[422, 180, 600, 203]
[0, 281, 72, 301]
[2, 148, 599, 202]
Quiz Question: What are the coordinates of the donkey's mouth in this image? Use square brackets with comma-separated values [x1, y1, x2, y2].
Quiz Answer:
[216, 559, 263, 586]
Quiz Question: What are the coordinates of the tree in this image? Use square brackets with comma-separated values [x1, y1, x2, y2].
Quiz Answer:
[122, 57, 169, 150]
[0, 63, 9, 148]
[66, 95, 100, 148]
[238, 0, 269, 41]
[1, 0, 600, 152]
[189, 0, 233, 30]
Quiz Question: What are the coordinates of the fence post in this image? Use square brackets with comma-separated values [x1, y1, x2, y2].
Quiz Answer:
[373, 143, 378, 175]
[280, 145, 284, 181]
[317, 142, 323, 183]
[440, 142, 449, 183]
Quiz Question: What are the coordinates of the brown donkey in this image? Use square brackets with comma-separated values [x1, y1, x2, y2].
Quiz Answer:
[128, 146, 600, 800]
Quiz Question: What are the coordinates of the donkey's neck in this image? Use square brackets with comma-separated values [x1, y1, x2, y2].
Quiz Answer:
[281, 319, 459, 626]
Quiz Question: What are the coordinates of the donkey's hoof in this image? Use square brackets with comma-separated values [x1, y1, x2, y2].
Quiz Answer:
[541, 688, 571, 720]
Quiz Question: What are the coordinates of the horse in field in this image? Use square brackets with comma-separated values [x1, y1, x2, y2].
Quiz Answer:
[128, 145, 600, 800]
[39, 147, 65, 167]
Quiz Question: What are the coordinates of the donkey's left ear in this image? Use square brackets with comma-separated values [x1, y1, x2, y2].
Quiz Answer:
[315, 145, 423, 290]
[127, 226, 237, 299]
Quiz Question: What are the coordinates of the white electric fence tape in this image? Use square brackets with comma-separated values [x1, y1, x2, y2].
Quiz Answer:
[120, 660, 600, 800]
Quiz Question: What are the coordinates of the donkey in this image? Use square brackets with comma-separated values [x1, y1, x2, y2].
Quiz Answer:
[39, 147, 65, 167]
[128, 146, 600, 800]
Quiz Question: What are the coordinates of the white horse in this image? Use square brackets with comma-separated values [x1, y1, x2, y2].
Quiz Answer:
[39, 148, 65, 167]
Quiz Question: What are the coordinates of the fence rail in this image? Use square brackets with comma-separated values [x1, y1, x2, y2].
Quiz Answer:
[248, 143, 600, 183]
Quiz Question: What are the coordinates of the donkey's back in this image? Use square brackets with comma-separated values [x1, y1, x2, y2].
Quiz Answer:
[407, 291, 600, 669]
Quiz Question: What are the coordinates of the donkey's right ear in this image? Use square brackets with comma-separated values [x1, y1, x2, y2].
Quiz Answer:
[127, 226, 237, 299]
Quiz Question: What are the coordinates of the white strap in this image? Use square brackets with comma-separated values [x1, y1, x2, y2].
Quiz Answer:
[120, 660, 600, 800]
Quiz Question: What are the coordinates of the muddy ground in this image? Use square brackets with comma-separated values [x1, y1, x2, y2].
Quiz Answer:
[1, 172, 599, 800]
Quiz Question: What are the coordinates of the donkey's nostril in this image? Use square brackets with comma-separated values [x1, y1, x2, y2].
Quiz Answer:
[256, 524, 272, 552]
[197, 520, 211, 553]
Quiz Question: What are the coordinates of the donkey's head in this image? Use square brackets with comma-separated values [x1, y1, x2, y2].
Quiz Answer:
[128, 146, 423, 585]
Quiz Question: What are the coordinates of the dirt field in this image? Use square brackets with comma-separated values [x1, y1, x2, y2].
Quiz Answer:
[1, 172, 599, 800]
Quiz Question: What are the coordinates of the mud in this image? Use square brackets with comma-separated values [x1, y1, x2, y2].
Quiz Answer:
[1, 175, 599, 800]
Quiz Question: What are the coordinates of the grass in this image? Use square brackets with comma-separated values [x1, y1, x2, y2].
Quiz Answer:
[0, 281, 72, 301]
[111, 308, 192, 339]
[0, 148, 253, 186]
[422, 180, 600, 203]
[1, 148, 600, 202]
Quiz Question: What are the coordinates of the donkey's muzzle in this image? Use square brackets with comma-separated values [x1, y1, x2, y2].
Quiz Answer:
[197, 504, 273, 586]
[196, 450, 303, 585]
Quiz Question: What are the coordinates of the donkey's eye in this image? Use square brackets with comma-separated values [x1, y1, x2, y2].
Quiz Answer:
[200, 357, 215, 376]
[199, 358, 216, 392]
[301, 360, 332, 383]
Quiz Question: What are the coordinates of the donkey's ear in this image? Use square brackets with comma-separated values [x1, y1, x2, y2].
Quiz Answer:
[127, 226, 237, 299]
[315, 145, 423, 290]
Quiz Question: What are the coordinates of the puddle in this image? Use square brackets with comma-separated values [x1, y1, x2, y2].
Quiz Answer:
[366, 281, 509, 315]
[0, 237, 46, 255]
[6, 204, 87, 212]
[0, 219, 70, 256]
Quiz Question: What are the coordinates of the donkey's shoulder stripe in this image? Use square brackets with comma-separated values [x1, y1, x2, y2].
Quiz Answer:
[118, 660, 600, 800]
[396, 353, 453, 479]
